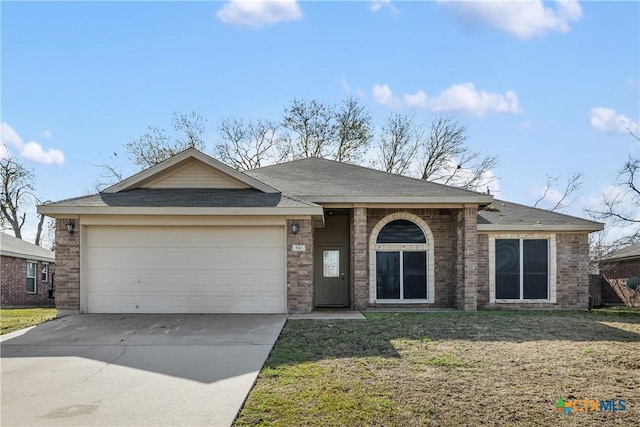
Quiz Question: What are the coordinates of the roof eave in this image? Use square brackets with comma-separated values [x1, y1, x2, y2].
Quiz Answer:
[291, 195, 494, 204]
[0, 250, 55, 263]
[477, 223, 604, 232]
[37, 205, 324, 217]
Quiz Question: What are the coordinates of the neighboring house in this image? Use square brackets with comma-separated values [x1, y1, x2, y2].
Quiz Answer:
[597, 243, 640, 280]
[38, 149, 603, 316]
[1, 232, 56, 307]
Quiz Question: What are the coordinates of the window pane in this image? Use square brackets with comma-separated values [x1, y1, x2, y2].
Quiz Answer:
[376, 252, 400, 299]
[523, 240, 548, 299]
[377, 220, 426, 244]
[323, 251, 339, 277]
[403, 252, 427, 299]
[26, 262, 36, 277]
[495, 239, 520, 299]
[26, 278, 36, 293]
[523, 274, 548, 299]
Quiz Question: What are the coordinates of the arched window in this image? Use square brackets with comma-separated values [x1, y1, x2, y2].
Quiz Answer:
[374, 219, 429, 300]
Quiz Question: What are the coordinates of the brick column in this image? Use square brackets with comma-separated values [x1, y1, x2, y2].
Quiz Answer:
[463, 207, 478, 311]
[352, 207, 368, 310]
[286, 219, 313, 313]
[54, 218, 80, 315]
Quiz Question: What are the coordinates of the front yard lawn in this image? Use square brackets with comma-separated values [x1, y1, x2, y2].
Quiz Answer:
[0, 308, 57, 335]
[235, 310, 640, 426]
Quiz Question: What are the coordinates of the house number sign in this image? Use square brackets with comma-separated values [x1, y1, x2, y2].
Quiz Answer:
[292, 245, 306, 252]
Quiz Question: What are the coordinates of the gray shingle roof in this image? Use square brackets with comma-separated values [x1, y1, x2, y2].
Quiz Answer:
[0, 232, 55, 262]
[478, 200, 603, 230]
[43, 188, 318, 208]
[598, 243, 640, 262]
[246, 157, 492, 201]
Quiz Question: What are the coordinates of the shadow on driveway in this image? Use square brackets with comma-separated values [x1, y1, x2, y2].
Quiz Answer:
[1, 314, 286, 427]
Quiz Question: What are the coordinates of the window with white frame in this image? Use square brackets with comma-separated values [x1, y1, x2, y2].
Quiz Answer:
[41, 264, 49, 283]
[495, 238, 549, 300]
[26, 261, 37, 293]
[375, 220, 428, 300]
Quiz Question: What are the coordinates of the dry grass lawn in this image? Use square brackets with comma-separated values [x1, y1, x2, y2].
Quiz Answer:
[0, 308, 57, 335]
[235, 309, 639, 426]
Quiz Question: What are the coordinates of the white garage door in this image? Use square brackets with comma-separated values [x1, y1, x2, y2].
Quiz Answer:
[85, 226, 286, 313]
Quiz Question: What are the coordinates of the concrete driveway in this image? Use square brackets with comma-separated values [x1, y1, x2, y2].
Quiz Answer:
[1, 314, 287, 427]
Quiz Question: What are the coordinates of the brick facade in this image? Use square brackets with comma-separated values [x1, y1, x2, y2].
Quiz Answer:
[286, 219, 314, 313]
[366, 208, 460, 309]
[477, 232, 591, 310]
[49, 212, 594, 314]
[462, 207, 478, 311]
[556, 233, 590, 310]
[351, 207, 368, 310]
[599, 258, 640, 280]
[54, 218, 81, 314]
[1, 256, 55, 307]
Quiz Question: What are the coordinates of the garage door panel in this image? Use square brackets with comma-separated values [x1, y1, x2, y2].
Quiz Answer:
[85, 226, 286, 313]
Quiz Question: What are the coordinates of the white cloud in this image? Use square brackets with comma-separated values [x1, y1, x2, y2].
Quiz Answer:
[0, 144, 10, 160]
[372, 84, 402, 108]
[589, 107, 640, 134]
[341, 76, 368, 99]
[371, 0, 398, 14]
[425, 83, 521, 116]
[0, 122, 65, 165]
[439, 0, 583, 40]
[372, 82, 522, 116]
[217, 0, 302, 29]
[41, 129, 53, 139]
[1, 122, 23, 149]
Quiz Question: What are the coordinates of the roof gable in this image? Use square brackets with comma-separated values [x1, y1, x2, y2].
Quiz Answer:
[105, 149, 278, 194]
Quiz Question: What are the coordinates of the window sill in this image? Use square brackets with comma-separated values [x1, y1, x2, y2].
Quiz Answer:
[374, 299, 433, 304]
[492, 299, 552, 303]
[25, 291, 37, 295]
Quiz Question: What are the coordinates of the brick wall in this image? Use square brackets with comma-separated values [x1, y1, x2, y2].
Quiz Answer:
[478, 232, 591, 310]
[556, 233, 590, 310]
[54, 218, 81, 313]
[352, 207, 368, 309]
[599, 258, 640, 280]
[476, 234, 490, 308]
[1, 256, 55, 307]
[463, 207, 478, 311]
[366, 208, 459, 308]
[286, 219, 314, 313]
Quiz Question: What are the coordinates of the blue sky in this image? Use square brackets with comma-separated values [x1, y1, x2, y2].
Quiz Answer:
[1, 0, 639, 242]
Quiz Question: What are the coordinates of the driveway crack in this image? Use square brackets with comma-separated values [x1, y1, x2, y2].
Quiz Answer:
[82, 346, 127, 383]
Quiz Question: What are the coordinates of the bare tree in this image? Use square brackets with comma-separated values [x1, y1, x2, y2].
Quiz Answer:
[587, 131, 640, 244]
[533, 172, 584, 212]
[215, 118, 281, 171]
[376, 113, 420, 175]
[334, 98, 373, 163]
[281, 98, 373, 162]
[418, 117, 498, 191]
[0, 157, 36, 239]
[282, 99, 334, 159]
[125, 111, 207, 168]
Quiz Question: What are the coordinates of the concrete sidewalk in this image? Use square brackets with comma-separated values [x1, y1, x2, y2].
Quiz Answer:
[1, 314, 287, 427]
